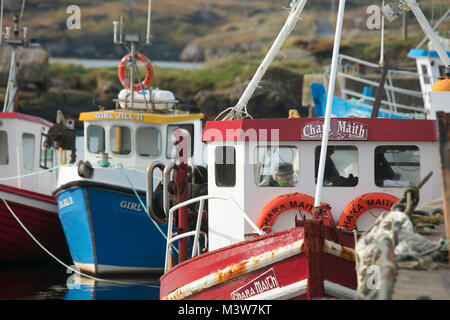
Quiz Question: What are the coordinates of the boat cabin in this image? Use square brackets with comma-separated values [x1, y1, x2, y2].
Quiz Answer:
[0, 112, 55, 195]
[202, 117, 440, 251]
[79, 108, 204, 170]
[408, 38, 450, 118]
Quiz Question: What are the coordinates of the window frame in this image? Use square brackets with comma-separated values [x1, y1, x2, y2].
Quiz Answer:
[215, 145, 236, 188]
[254, 145, 299, 188]
[39, 133, 53, 170]
[109, 125, 133, 156]
[87, 124, 106, 155]
[22, 132, 35, 170]
[136, 126, 162, 158]
[0, 130, 9, 166]
[374, 145, 420, 188]
[314, 145, 359, 187]
[166, 124, 195, 159]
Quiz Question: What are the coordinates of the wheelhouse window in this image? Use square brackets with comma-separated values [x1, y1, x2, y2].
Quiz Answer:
[22, 133, 35, 170]
[374, 146, 420, 187]
[110, 126, 132, 155]
[215, 146, 235, 187]
[87, 125, 105, 154]
[166, 124, 194, 159]
[421, 64, 430, 84]
[137, 127, 161, 158]
[255, 146, 299, 187]
[0, 131, 8, 165]
[40, 133, 53, 169]
[315, 146, 359, 187]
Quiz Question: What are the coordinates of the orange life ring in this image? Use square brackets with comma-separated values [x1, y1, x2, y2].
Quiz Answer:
[118, 53, 154, 91]
[256, 193, 325, 233]
[337, 193, 399, 230]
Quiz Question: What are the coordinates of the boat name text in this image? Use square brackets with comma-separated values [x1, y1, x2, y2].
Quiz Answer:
[94, 113, 144, 121]
[231, 268, 280, 300]
[302, 119, 368, 140]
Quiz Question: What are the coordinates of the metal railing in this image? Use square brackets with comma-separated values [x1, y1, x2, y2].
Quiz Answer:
[164, 195, 264, 272]
[337, 54, 425, 117]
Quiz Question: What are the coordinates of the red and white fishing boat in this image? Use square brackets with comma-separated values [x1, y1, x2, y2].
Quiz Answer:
[0, 14, 70, 263]
[152, 0, 448, 300]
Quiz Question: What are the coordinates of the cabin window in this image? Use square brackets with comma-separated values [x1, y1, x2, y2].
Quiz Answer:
[374, 146, 420, 187]
[22, 133, 35, 170]
[255, 146, 299, 187]
[110, 126, 132, 155]
[421, 64, 430, 84]
[137, 127, 161, 158]
[166, 124, 194, 159]
[40, 133, 53, 169]
[87, 125, 105, 154]
[314, 146, 359, 187]
[438, 65, 446, 77]
[215, 146, 235, 187]
[0, 131, 8, 165]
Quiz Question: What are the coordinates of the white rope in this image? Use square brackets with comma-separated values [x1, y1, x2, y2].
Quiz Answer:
[0, 191, 159, 288]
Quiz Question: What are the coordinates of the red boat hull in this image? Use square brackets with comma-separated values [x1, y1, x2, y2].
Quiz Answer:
[160, 221, 357, 300]
[0, 184, 70, 264]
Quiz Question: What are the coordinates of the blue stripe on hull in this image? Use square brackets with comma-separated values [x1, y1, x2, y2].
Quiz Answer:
[57, 186, 168, 273]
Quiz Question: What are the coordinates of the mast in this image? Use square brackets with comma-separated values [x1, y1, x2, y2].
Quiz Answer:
[2, 13, 33, 113]
[218, 0, 308, 121]
[113, 0, 152, 109]
[313, 0, 346, 208]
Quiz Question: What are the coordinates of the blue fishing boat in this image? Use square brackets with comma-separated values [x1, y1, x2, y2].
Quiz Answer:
[53, 1, 205, 275]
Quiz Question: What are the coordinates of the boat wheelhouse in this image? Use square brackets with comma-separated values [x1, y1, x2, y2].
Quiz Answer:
[0, 112, 69, 263]
[157, 116, 441, 300]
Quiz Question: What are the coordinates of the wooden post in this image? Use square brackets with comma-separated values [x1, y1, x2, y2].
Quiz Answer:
[371, 50, 391, 118]
[304, 220, 325, 299]
[436, 112, 450, 268]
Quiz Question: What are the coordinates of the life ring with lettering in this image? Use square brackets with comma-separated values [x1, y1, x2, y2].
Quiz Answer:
[256, 193, 330, 233]
[118, 53, 154, 91]
[337, 193, 399, 230]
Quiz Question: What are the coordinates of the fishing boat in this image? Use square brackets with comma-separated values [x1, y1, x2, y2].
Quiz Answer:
[0, 12, 70, 263]
[154, 0, 448, 300]
[311, 8, 449, 120]
[53, 1, 205, 275]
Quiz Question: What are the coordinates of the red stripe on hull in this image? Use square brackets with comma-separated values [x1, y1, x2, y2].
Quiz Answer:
[0, 195, 70, 264]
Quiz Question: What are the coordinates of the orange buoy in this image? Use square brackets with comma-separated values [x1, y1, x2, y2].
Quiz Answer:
[256, 193, 327, 233]
[337, 193, 399, 230]
[118, 53, 154, 91]
[432, 77, 450, 92]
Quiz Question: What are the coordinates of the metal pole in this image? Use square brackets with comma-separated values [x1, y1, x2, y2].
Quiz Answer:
[314, 0, 346, 207]
[436, 112, 450, 268]
[130, 42, 135, 109]
[225, 0, 308, 120]
[0, 0, 4, 44]
[405, 0, 450, 67]
[146, 0, 151, 44]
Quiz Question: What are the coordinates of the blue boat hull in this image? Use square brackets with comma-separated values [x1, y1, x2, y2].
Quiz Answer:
[56, 184, 168, 275]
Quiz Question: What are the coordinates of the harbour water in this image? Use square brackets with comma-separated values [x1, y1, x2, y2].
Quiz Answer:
[0, 260, 160, 300]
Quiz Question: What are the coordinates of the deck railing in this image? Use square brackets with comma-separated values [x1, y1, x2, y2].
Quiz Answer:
[164, 195, 264, 272]
[337, 54, 425, 117]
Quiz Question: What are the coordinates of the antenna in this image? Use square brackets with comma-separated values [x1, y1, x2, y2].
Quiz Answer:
[112, 3, 153, 110]
[1, 11, 37, 112]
